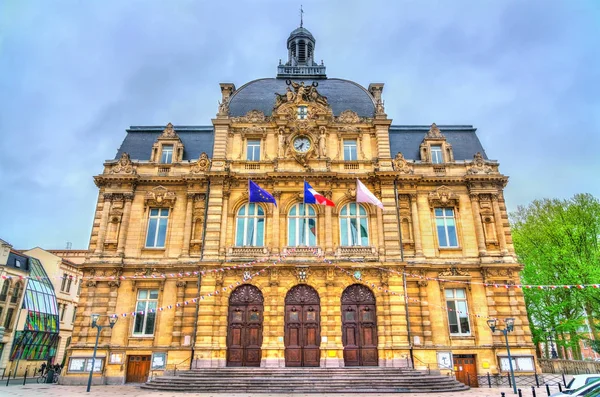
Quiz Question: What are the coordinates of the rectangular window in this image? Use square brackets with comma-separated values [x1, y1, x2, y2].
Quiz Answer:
[431, 145, 443, 164]
[435, 208, 458, 247]
[133, 289, 159, 336]
[4, 308, 14, 329]
[66, 276, 72, 293]
[145, 208, 169, 248]
[77, 280, 82, 296]
[297, 106, 308, 120]
[61, 273, 67, 292]
[344, 139, 357, 161]
[72, 306, 77, 324]
[499, 356, 535, 372]
[445, 289, 470, 335]
[61, 304, 67, 321]
[160, 145, 174, 164]
[247, 140, 261, 161]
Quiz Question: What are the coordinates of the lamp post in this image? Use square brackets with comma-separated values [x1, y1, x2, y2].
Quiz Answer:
[86, 314, 118, 393]
[488, 317, 517, 395]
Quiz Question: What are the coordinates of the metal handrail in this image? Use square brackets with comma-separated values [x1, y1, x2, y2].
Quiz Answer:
[411, 355, 431, 375]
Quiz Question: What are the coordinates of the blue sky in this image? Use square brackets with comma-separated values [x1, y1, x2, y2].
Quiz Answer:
[1, 0, 599, 249]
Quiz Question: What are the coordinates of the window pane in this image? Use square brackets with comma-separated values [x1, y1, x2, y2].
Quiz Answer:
[146, 218, 158, 247]
[308, 218, 316, 246]
[156, 218, 168, 247]
[437, 223, 448, 247]
[145, 313, 156, 334]
[256, 218, 265, 246]
[340, 220, 349, 246]
[160, 208, 169, 216]
[149, 290, 159, 299]
[246, 218, 255, 246]
[136, 301, 145, 311]
[459, 316, 470, 333]
[134, 314, 144, 333]
[358, 205, 367, 215]
[350, 218, 358, 245]
[445, 208, 454, 217]
[257, 206, 264, 216]
[360, 218, 369, 246]
[434, 208, 443, 216]
[236, 218, 245, 246]
[455, 289, 466, 298]
[138, 290, 148, 299]
[447, 224, 458, 246]
[349, 203, 356, 215]
[340, 206, 347, 215]
[289, 218, 297, 245]
[238, 205, 246, 216]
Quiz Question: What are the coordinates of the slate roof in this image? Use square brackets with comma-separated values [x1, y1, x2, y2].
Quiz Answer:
[389, 125, 488, 161]
[228, 78, 376, 118]
[6, 250, 31, 272]
[115, 126, 214, 161]
[115, 124, 487, 162]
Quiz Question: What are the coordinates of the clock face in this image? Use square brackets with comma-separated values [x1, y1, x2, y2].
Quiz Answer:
[293, 136, 311, 153]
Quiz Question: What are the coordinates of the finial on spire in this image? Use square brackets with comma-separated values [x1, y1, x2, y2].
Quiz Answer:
[300, 5, 304, 27]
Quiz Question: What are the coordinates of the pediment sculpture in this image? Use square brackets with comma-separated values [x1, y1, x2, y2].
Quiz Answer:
[274, 80, 329, 108]
[467, 152, 494, 175]
[110, 152, 136, 175]
[160, 122, 178, 138]
[425, 123, 444, 139]
[336, 110, 361, 124]
[392, 152, 414, 175]
[428, 186, 459, 208]
[190, 152, 211, 173]
[231, 109, 268, 123]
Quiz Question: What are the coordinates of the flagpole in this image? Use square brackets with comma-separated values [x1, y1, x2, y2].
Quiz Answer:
[301, 178, 306, 246]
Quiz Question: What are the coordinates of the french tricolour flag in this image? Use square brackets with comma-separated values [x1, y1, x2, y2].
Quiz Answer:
[304, 181, 335, 206]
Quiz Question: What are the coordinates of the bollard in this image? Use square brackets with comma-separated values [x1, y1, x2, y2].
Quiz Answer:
[23, 368, 28, 385]
[558, 382, 562, 392]
[5, 370, 10, 387]
[488, 372, 492, 388]
[562, 373, 567, 387]
[531, 385, 537, 397]
[518, 389, 522, 397]
[535, 373, 540, 387]
[501, 393, 506, 397]
[545, 384, 550, 396]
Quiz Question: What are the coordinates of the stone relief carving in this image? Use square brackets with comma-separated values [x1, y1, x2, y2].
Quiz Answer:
[231, 109, 268, 123]
[110, 152, 136, 175]
[341, 284, 376, 304]
[285, 284, 320, 304]
[425, 123, 444, 139]
[160, 122, 178, 138]
[467, 152, 494, 175]
[229, 284, 264, 304]
[392, 152, 414, 174]
[190, 152, 211, 173]
[375, 99, 385, 115]
[428, 186, 459, 208]
[296, 267, 309, 283]
[144, 186, 177, 208]
[218, 98, 229, 116]
[336, 110, 361, 124]
[318, 126, 327, 158]
[438, 267, 470, 277]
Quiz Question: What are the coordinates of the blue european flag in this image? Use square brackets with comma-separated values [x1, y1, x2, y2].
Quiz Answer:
[248, 180, 277, 206]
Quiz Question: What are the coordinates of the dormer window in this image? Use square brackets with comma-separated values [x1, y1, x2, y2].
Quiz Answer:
[297, 106, 308, 120]
[161, 145, 174, 164]
[431, 145, 443, 164]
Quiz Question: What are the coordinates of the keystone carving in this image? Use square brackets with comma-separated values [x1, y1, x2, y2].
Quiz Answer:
[428, 186, 459, 208]
[145, 186, 177, 208]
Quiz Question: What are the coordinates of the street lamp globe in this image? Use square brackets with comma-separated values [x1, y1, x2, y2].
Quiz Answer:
[505, 318, 515, 332]
[487, 318, 497, 332]
[90, 313, 100, 327]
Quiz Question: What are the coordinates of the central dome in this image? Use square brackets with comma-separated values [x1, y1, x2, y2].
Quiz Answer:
[287, 27, 315, 44]
[228, 78, 376, 118]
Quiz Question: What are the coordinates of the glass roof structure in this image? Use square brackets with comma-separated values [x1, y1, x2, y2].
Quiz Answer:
[10, 257, 60, 362]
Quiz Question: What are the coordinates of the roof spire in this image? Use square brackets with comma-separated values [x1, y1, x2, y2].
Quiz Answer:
[300, 5, 304, 27]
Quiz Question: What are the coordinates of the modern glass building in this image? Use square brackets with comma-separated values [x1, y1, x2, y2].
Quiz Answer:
[10, 257, 59, 362]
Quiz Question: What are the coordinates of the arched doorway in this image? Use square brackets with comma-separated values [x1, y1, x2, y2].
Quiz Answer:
[226, 285, 264, 367]
[284, 284, 321, 367]
[341, 284, 378, 366]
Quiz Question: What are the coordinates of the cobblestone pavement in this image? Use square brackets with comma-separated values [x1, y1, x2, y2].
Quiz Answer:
[0, 384, 531, 397]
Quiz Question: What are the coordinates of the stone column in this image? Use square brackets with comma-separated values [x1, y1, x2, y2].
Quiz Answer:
[470, 194, 487, 256]
[272, 191, 281, 254]
[410, 194, 423, 257]
[492, 194, 508, 254]
[218, 191, 230, 256]
[182, 193, 195, 256]
[376, 206, 385, 255]
[94, 194, 112, 254]
[171, 280, 186, 347]
[116, 194, 133, 256]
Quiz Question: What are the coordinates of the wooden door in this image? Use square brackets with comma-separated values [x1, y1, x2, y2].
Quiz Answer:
[285, 284, 321, 367]
[341, 284, 378, 366]
[126, 355, 151, 383]
[226, 285, 264, 367]
[453, 354, 478, 387]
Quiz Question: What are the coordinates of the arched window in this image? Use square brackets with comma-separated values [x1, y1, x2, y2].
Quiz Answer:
[235, 203, 265, 246]
[10, 281, 22, 303]
[0, 280, 10, 301]
[288, 204, 317, 246]
[339, 203, 369, 246]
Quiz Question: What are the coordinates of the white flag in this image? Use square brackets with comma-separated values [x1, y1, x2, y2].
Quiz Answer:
[356, 179, 384, 209]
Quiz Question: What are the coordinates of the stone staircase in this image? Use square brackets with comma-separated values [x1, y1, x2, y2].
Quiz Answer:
[141, 367, 470, 393]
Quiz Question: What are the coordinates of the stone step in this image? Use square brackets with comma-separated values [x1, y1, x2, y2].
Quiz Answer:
[142, 367, 469, 393]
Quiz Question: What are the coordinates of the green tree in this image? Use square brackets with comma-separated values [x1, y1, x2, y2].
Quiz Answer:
[511, 194, 600, 360]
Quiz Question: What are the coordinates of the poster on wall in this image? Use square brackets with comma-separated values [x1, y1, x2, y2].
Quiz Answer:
[151, 352, 167, 370]
[437, 351, 453, 370]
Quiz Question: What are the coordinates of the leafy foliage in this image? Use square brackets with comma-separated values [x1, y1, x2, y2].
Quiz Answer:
[511, 194, 600, 359]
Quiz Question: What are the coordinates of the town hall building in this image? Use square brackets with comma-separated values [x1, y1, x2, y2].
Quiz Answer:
[64, 24, 536, 386]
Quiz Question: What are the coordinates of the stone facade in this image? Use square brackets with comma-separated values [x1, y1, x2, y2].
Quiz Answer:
[63, 26, 535, 386]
